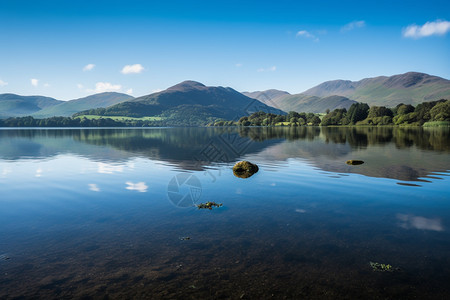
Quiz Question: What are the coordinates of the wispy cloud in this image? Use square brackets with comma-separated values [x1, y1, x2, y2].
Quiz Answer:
[341, 20, 366, 32]
[257, 66, 277, 72]
[296, 30, 319, 42]
[0, 79, 7, 86]
[235, 63, 243, 67]
[121, 64, 144, 74]
[43, 83, 50, 88]
[31, 78, 39, 87]
[126, 181, 148, 192]
[35, 168, 42, 177]
[126, 88, 133, 95]
[88, 183, 100, 192]
[77, 83, 84, 90]
[403, 19, 450, 39]
[83, 64, 95, 71]
[397, 214, 444, 231]
[88, 82, 122, 93]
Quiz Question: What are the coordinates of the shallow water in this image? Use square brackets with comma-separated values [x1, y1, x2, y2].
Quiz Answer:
[0, 127, 449, 299]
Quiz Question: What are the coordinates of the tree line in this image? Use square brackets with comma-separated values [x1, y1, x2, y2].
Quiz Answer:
[1, 99, 448, 127]
[211, 99, 449, 127]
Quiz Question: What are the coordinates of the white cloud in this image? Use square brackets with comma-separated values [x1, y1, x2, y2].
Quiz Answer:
[126, 181, 148, 192]
[397, 214, 444, 231]
[77, 83, 84, 90]
[0, 79, 7, 86]
[88, 183, 100, 192]
[341, 20, 366, 32]
[295, 209, 306, 213]
[97, 163, 124, 174]
[235, 63, 243, 67]
[83, 64, 95, 71]
[89, 82, 122, 93]
[126, 88, 133, 95]
[257, 66, 277, 72]
[31, 78, 39, 87]
[296, 30, 319, 42]
[403, 20, 450, 39]
[121, 64, 144, 74]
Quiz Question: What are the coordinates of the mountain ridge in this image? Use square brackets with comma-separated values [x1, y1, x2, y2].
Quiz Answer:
[75, 80, 286, 125]
[302, 72, 450, 106]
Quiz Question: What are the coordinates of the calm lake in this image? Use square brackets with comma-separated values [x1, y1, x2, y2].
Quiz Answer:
[1, 127, 449, 299]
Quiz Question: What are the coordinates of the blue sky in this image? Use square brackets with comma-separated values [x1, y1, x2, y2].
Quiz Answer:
[0, 0, 449, 100]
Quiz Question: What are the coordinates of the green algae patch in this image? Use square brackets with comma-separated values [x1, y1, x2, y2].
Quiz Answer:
[370, 261, 398, 272]
[233, 161, 259, 178]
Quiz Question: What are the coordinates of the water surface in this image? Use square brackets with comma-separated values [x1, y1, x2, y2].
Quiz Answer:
[1, 127, 449, 299]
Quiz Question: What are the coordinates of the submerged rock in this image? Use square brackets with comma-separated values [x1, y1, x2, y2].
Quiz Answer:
[346, 160, 364, 165]
[233, 161, 259, 178]
[197, 202, 223, 209]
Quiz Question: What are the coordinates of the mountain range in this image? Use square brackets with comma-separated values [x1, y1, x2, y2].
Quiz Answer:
[244, 72, 450, 113]
[76, 81, 285, 123]
[301, 72, 450, 107]
[0, 72, 449, 121]
[0, 92, 132, 119]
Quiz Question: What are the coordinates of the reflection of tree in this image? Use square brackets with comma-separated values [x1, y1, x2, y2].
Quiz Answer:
[237, 126, 321, 142]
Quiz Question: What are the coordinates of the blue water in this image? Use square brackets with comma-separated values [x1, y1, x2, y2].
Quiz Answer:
[0, 127, 449, 299]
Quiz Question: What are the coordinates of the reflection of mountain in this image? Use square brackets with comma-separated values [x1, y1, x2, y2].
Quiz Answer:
[1, 127, 449, 181]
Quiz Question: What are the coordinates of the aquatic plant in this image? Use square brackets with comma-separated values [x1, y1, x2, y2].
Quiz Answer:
[370, 261, 395, 272]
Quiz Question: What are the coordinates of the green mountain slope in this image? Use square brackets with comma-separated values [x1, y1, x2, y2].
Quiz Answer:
[32, 92, 133, 118]
[76, 81, 286, 124]
[242, 89, 290, 105]
[272, 94, 357, 113]
[0, 94, 62, 118]
[302, 72, 450, 106]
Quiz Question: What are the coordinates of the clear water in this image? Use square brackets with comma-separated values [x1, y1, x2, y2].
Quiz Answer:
[0, 127, 449, 299]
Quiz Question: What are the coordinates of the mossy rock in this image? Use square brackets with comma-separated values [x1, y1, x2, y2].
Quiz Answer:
[233, 161, 259, 178]
[346, 160, 364, 165]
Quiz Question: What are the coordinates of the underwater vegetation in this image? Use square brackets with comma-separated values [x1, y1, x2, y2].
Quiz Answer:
[369, 261, 399, 272]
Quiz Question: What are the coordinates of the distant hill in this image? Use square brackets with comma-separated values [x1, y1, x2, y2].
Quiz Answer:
[0, 94, 62, 118]
[243, 89, 358, 113]
[32, 92, 133, 118]
[77, 81, 286, 124]
[270, 94, 357, 113]
[302, 72, 450, 106]
[242, 89, 290, 105]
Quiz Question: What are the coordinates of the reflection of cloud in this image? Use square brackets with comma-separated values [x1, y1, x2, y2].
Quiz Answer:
[126, 181, 148, 192]
[88, 184, 100, 192]
[98, 163, 124, 174]
[295, 209, 306, 213]
[35, 168, 43, 177]
[1, 167, 12, 178]
[397, 214, 444, 231]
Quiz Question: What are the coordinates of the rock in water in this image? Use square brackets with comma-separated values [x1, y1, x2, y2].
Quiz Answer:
[233, 161, 259, 178]
[346, 160, 364, 165]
